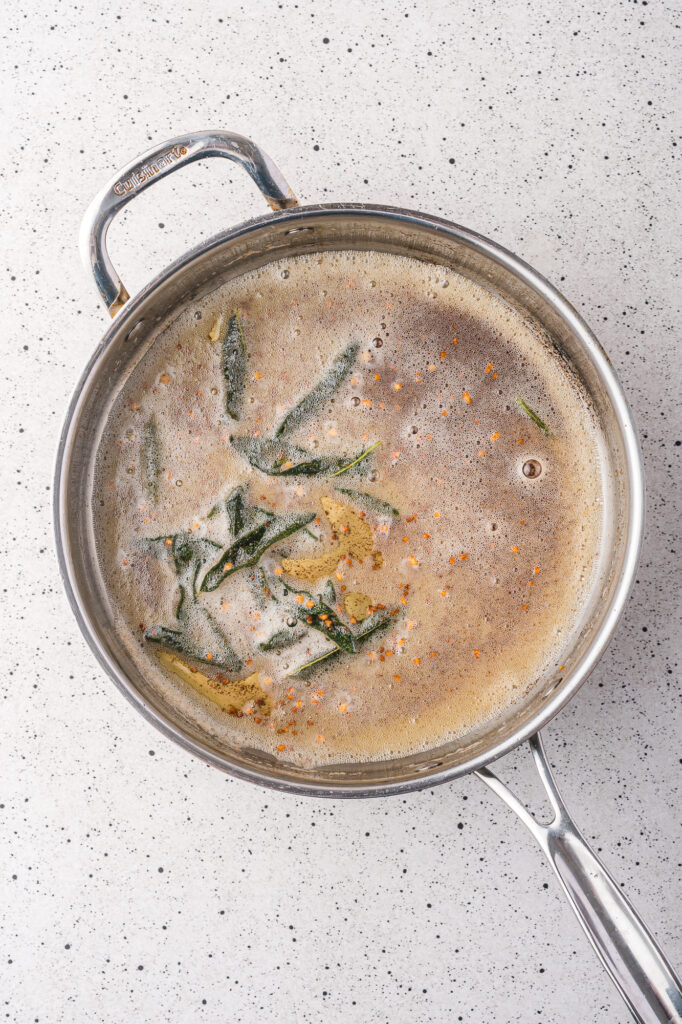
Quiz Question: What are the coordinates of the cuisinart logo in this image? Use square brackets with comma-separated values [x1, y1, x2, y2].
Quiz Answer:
[112, 145, 188, 196]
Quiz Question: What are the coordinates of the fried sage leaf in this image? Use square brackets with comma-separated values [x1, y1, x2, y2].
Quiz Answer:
[515, 397, 553, 437]
[200, 509, 315, 592]
[258, 628, 306, 652]
[219, 311, 247, 421]
[275, 341, 359, 437]
[230, 435, 380, 478]
[141, 533, 221, 619]
[290, 608, 395, 677]
[140, 416, 161, 503]
[141, 531, 242, 669]
[207, 486, 264, 537]
[290, 645, 340, 676]
[335, 488, 398, 517]
[247, 566, 279, 607]
[291, 591, 357, 653]
[225, 485, 248, 535]
[144, 610, 242, 672]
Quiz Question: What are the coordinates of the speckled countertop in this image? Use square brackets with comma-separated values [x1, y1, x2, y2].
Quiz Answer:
[2, 1, 680, 1021]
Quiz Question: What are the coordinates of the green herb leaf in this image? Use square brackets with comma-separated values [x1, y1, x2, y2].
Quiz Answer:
[291, 591, 357, 653]
[258, 628, 306, 652]
[322, 579, 336, 606]
[247, 566, 279, 607]
[140, 533, 221, 619]
[207, 486, 269, 537]
[515, 397, 553, 437]
[335, 488, 398, 516]
[290, 646, 340, 677]
[289, 609, 395, 677]
[171, 535, 221, 618]
[220, 311, 247, 421]
[140, 416, 160, 503]
[144, 611, 242, 672]
[200, 510, 315, 592]
[353, 610, 395, 642]
[230, 435, 380, 478]
[275, 341, 359, 437]
[225, 486, 247, 535]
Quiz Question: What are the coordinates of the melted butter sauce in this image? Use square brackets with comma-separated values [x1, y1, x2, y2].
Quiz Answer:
[94, 251, 604, 766]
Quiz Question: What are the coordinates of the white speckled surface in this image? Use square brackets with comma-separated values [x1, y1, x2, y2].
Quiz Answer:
[2, 1, 680, 1021]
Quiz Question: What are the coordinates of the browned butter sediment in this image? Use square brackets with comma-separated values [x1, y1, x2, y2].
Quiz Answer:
[93, 251, 604, 766]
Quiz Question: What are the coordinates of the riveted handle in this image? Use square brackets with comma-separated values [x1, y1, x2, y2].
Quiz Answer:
[477, 733, 682, 1024]
[80, 129, 298, 316]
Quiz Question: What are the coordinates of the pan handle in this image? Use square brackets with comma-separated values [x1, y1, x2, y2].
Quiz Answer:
[476, 733, 682, 1024]
[79, 130, 299, 317]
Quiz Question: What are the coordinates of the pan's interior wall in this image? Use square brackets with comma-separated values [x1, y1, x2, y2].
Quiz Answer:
[62, 209, 631, 789]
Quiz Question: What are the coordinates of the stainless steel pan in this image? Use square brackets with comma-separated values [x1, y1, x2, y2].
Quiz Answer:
[54, 130, 682, 1023]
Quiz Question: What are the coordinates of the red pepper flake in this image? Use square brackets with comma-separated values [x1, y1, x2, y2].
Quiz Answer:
[462, 391, 472, 404]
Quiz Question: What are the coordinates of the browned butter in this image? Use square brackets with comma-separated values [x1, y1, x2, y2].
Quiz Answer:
[94, 251, 604, 766]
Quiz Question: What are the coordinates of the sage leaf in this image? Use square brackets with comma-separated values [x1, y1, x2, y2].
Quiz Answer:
[259, 628, 306, 652]
[289, 607, 395, 677]
[335, 488, 398, 516]
[275, 341, 359, 437]
[291, 591, 357, 653]
[140, 416, 160, 503]
[144, 609, 242, 672]
[515, 397, 552, 437]
[220, 311, 247, 421]
[200, 510, 315, 592]
[230, 435, 380, 478]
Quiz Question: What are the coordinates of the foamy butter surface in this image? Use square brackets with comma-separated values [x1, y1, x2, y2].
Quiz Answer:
[94, 251, 604, 766]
